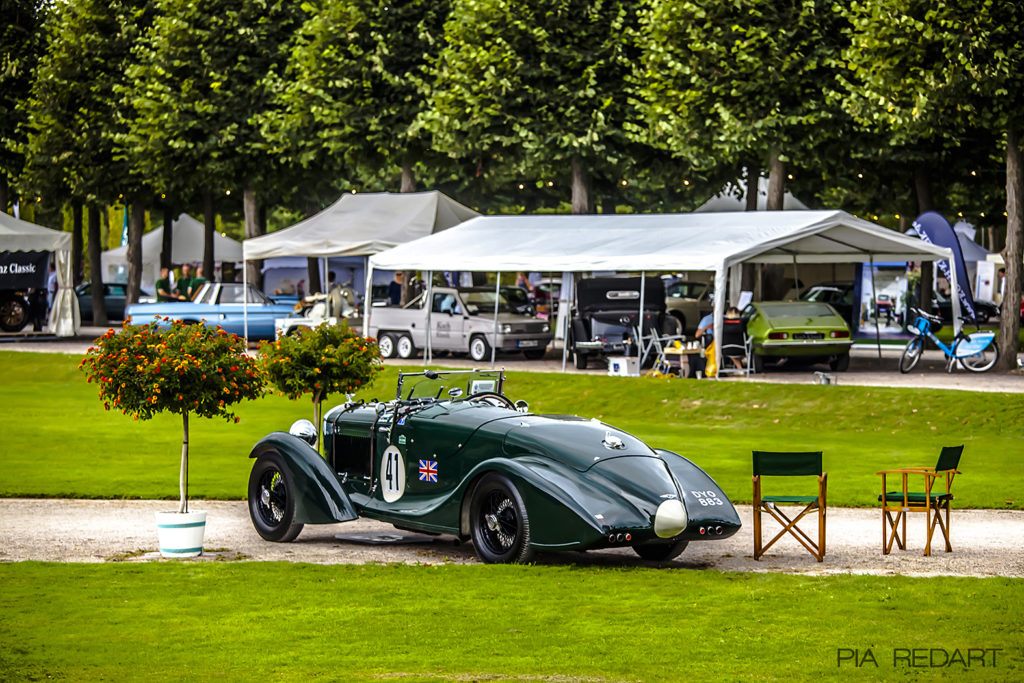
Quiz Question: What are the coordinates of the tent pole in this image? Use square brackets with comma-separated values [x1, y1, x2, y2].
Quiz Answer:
[869, 254, 881, 359]
[425, 271, 433, 365]
[491, 273, 500, 369]
[791, 255, 799, 298]
[637, 270, 646, 376]
[242, 249, 249, 343]
[561, 276, 571, 373]
[362, 263, 373, 338]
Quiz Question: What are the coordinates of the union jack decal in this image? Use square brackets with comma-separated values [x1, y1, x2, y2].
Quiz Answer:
[418, 460, 438, 483]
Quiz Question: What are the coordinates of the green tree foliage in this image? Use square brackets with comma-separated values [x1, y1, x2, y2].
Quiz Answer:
[260, 323, 383, 445]
[422, 0, 647, 213]
[635, 0, 850, 206]
[262, 0, 449, 196]
[80, 320, 264, 511]
[840, 0, 1024, 369]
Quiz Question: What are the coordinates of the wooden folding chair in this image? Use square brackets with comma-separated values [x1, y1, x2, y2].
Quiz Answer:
[877, 445, 963, 556]
[752, 451, 827, 562]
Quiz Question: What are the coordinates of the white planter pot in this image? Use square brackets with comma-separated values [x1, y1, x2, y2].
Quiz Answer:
[154, 510, 207, 558]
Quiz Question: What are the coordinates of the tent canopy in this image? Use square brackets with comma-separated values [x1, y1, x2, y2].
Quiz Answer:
[243, 190, 479, 261]
[0, 210, 71, 252]
[368, 210, 955, 273]
[695, 176, 809, 212]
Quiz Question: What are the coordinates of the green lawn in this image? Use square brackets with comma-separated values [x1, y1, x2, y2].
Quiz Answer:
[2, 350, 1022, 508]
[0, 562, 1020, 681]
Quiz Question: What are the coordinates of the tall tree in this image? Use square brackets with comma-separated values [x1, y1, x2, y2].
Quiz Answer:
[422, 0, 645, 214]
[841, 1, 1024, 370]
[124, 0, 305, 289]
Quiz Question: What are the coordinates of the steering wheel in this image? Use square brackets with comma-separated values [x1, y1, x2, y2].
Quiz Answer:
[465, 392, 515, 409]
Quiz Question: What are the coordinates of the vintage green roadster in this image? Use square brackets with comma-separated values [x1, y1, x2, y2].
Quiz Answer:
[246, 369, 740, 563]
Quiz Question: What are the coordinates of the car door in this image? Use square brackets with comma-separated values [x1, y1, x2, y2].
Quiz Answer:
[431, 293, 465, 351]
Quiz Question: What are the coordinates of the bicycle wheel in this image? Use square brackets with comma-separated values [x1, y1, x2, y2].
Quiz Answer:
[899, 337, 924, 373]
[955, 335, 999, 373]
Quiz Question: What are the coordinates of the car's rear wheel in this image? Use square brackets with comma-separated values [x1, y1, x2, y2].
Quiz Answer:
[396, 333, 416, 359]
[751, 352, 764, 373]
[573, 350, 588, 369]
[469, 334, 490, 362]
[0, 294, 29, 332]
[378, 333, 397, 358]
[829, 353, 850, 372]
[248, 454, 304, 542]
[469, 474, 534, 564]
[899, 337, 924, 374]
[632, 539, 689, 562]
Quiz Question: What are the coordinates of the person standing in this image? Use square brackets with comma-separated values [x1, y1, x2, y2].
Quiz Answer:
[188, 265, 207, 300]
[387, 271, 403, 306]
[45, 263, 58, 314]
[156, 267, 175, 302]
[175, 264, 193, 301]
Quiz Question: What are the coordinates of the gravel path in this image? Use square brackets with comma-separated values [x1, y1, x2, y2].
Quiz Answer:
[3, 498, 1021, 578]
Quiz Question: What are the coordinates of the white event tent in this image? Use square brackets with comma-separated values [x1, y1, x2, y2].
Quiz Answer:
[0, 210, 78, 337]
[368, 210, 960, 371]
[240, 191, 479, 338]
[101, 214, 243, 290]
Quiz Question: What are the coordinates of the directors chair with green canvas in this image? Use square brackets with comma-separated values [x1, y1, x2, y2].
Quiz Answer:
[876, 445, 963, 556]
[752, 451, 827, 562]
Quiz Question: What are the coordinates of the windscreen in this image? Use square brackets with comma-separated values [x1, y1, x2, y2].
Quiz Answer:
[397, 369, 505, 400]
[758, 302, 837, 320]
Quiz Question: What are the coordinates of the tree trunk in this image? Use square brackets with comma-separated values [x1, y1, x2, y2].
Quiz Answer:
[914, 166, 934, 213]
[762, 148, 787, 298]
[87, 205, 108, 326]
[996, 128, 1023, 371]
[125, 200, 145, 305]
[745, 165, 759, 211]
[203, 191, 216, 282]
[161, 202, 174, 270]
[313, 390, 323, 454]
[243, 187, 262, 290]
[179, 411, 189, 514]
[0, 173, 8, 214]
[400, 161, 416, 193]
[71, 201, 84, 285]
[571, 155, 592, 215]
[307, 257, 322, 295]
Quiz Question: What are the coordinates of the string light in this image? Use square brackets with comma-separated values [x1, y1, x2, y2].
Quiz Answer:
[225, 190, 231, 196]
[895, 214, 900, 219]
[546, 181, 553, 187]
[971, 171, 977, 176]
[857, 173, 863, 179]
[683, 180, 690, 186]
[620, 180, 628, 186]
[517, 183, 525, 190]
[787, 174, 794, 180]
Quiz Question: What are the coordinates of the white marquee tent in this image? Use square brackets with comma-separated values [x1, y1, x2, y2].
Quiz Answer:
[101, 214, 243, 290]
[0, 210, 78, 336]
[368, 210, 959, 370]
[695, 176, 809, 212]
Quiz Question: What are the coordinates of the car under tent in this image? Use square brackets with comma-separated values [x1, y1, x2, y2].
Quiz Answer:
[365, 210, 960, 373]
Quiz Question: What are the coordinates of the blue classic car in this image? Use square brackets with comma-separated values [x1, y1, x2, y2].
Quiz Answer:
[125, 282, 295, 339]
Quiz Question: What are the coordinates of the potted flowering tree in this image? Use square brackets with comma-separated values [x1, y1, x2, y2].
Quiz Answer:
[260, 322, 382, 449]
[80, 320, 264, 557]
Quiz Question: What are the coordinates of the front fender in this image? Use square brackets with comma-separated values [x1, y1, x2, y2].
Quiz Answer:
[656, 449, 742, 537]
[249, 432, 358, 525]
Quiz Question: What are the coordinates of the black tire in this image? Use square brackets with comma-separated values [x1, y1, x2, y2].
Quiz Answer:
[669, 312, 686, 334]
[829, 353, 850, 372]
[469, 334, 491, 362]
[899, 337, 924, 374]
[0, 294, 30, 333]
[573, 350, 588, 369]
[396, 333, 416, 359]
[378, 333, 397, 359]
[469, 474, 534, 564]
[955, 334, 999, 373]
[661, 315, 683, 336]
[523, 349, 546, 360]
[632, 540, 689, 562]
[248, 454, 304, 542]
[751, 352, 764, 374]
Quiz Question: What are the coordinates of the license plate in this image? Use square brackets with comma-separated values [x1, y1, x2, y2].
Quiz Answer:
[517, 340, 538, 348]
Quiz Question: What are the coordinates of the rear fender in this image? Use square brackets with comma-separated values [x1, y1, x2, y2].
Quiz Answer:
[249, 433, 358, 525]
[656, 449, 742, 534]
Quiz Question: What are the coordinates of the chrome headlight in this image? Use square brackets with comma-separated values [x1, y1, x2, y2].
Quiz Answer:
[542, 323, 550, 333]
[501, 323, 512, 334]
[288, 419, 317, 447]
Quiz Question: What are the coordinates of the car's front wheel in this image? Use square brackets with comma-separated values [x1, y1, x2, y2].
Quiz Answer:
[469, 474, 534, 564]
[632, 539, 689, 562]
[469, 334, 491, 362]
[248, 454, 304, 542]
[0, 294, 29, 333]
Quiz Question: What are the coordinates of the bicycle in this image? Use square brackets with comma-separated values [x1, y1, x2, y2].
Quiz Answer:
[899, 308, 999, 373]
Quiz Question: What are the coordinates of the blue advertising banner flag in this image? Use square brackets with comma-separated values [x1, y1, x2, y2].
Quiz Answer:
[911, 211, 976, 321]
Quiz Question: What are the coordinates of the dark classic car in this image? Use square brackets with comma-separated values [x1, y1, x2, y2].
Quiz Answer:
[76, 282, 154, 322]
[246, 369, 741, 564]
[933, 291, 1000, 324]
[125, 282, 295, 340]
[569, 276, 677, 369]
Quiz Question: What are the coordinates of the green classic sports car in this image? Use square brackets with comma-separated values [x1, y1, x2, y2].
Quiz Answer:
[743, 301, 854, 372]
[246, 369, 741, 564]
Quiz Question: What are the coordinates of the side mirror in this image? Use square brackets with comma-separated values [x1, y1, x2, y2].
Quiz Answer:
[448, 387, 463, 399]
[514, 400, 529, 414]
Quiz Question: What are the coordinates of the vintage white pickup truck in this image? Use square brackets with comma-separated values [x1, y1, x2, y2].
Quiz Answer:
[367, 286, 553, 361]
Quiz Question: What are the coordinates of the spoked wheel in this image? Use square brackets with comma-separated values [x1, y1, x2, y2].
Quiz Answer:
[469, 474, 534, 564]
[632, 539, 689, 562]
[0, 295, 29, 333]
[248, 454, 304, 542]
[955, 335, 999, 373]
[899, 337, 924, 374]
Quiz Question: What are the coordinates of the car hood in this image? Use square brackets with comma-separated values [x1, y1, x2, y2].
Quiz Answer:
[501, 415, 655, 471]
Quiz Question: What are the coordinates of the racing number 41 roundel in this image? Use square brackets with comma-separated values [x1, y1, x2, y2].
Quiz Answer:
[382, 446, 405, 502]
